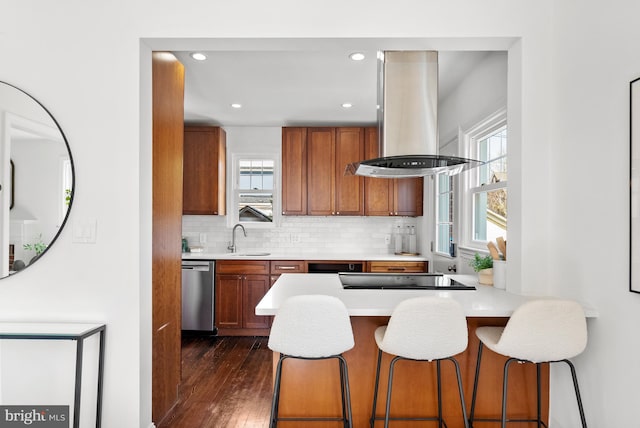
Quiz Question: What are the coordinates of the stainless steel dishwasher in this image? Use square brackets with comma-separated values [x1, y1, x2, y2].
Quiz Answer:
[181, 260, 216, 333]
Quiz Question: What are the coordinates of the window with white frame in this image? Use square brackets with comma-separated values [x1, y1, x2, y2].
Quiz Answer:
[232, 157, 276, 226]
[462, 111, 507, 247]
[435, 173, 454, 255]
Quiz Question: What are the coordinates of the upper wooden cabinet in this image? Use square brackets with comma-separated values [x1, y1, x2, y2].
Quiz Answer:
[334, 127, 365, 215]
[281, 127, 307, 215]
[282, 126, 422, 217]
[306, 127, 336, 215]
[364, 128, 424, 217]
[183, 126, 226, 215]
[284, 127, 365, 216]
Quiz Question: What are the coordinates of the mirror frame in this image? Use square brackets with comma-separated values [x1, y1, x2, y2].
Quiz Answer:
[1, 81, 75, 278]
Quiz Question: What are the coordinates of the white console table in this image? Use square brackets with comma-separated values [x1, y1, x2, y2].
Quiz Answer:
[0, 323, 106, 428]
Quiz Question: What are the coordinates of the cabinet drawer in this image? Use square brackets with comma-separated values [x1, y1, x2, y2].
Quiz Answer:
[216, 260, 270, 275]
[367, 261, 428, 273]
[270, 260, 306, 274]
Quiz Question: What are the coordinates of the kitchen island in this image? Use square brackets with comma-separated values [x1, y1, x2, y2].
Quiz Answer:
[256, 273, 596, 428]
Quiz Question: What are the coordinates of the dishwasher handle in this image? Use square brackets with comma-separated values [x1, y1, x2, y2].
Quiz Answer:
[181, 261, 213, 272]
[182, 266, 210, 272]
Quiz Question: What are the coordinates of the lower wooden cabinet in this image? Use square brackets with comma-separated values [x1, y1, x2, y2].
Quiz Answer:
[215, 261, 271, 335]
[366, 261, 428, 273]
[216, 260, 307, 335]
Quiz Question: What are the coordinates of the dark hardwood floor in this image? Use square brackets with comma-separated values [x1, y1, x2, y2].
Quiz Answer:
[158, 335, 273, 428]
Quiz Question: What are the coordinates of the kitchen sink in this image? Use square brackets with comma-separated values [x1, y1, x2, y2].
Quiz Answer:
[231, 252, 271, 257]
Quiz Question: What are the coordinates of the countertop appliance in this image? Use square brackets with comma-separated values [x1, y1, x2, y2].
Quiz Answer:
[181, 260, 216, 332]
[339, 272, 475, 290]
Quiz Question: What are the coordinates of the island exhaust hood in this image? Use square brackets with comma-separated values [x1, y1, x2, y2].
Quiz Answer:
[347, 51, 482, 178]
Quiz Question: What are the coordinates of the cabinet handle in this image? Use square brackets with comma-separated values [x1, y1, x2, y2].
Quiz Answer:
[388, 267, 406, 271]
[276, 266, 297, 270]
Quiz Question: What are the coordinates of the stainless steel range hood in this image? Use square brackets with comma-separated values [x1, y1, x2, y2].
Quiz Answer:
[348, 51, 482, 178]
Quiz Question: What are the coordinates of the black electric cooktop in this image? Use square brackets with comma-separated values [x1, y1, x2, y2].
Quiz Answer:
[338, 273, 476, 290]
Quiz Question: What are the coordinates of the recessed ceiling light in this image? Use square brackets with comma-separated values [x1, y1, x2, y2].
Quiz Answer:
[190, 52, 207, 61]
[342, 103, 353, 108]
[349, 52, 365, 61]
[231, 103, 242, 109]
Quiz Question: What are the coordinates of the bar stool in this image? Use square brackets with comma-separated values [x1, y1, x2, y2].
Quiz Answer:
[267, 294, 355, 428]
[370, 296, 470, 428]
[469, 299, 588, 428]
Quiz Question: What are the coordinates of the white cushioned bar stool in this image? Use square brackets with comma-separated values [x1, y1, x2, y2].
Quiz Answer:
[468, 299, 588, 428]
[267, 294, 355, 428]
[370, 296, 470, 428]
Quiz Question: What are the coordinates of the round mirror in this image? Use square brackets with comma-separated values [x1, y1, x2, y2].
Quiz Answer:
[0, 81, 74, 278]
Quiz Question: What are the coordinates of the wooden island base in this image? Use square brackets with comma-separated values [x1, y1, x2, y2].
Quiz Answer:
[273, 316, 548, 428]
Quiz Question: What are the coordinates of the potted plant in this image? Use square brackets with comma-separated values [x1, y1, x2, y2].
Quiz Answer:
[23, 234, 47, 264]
[470, 253, 494, 285]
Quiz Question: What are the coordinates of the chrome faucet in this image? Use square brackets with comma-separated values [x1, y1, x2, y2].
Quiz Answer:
[227, 224, 247, 253]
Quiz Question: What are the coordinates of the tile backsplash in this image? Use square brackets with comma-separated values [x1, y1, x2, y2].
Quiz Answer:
[182, 215, 419, 256]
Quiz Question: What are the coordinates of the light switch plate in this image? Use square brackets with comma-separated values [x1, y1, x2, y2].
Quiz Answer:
[73, 219, 97, 243]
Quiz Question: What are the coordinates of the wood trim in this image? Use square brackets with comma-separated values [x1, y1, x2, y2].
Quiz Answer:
[152, 52, 184, 424]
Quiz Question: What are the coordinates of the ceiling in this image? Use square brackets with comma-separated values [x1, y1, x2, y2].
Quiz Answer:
[173, 49, 491, 128]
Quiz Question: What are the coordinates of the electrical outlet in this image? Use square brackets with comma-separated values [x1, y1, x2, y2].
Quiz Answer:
[199, 232, 207, 243]
[291, 234, 301, 243]
[384, 234, 391, 245]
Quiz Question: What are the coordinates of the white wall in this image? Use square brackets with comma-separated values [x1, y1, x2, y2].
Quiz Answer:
[547, 0, 640, 426]
[439, 51, 508, 144]
[1, 1, 637, 427]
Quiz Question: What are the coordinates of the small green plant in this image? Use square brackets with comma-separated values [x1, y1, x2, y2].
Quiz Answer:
[65, 189, 72, 206]
[469, 253, 493, 272]
[23, 234, 47, 256]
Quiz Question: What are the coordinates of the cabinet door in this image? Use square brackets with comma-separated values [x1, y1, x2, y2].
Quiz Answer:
[282, 127, 307, 215]
[183, 126, 226, 215]
[394, 177, 424, 216]
[215, 274, 243, 329]
[364, 127, 394, 216]
[335, 127, 365, 215]
[243, 275, 270, 329]
[307, 127, 336, 215]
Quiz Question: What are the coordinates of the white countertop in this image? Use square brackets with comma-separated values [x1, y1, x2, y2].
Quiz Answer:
[182, 252, 428, 261]
[255, 273, 598, 318]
